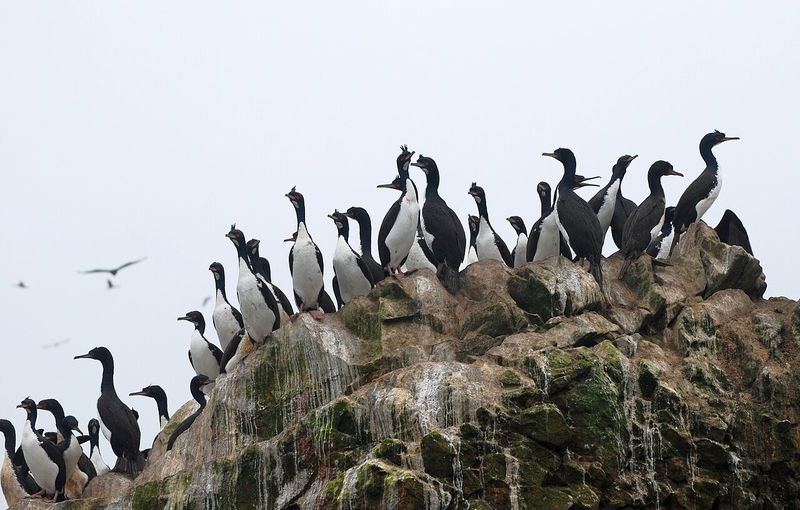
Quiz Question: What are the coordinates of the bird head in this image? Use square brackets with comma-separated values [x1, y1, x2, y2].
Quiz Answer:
[571, 174, 601, 189]
[506, 216, 526, 234]
[209, 262, 224, 280]
[327, 210, 347, 230]
[467, 214, 480, 235]
[16, 398, 36, 411]
[283, 232, 298, 243]
[536, 181, 551, 199]
[377, 175, 403, 191]
[703, 129, 739, 148]
[285, 186, 304, 209]
[246, 239, 261, 259]
[650, 160, 683, 178]
[74, 346, 112, 363]
[88, 418, 101, 436]
[177, 311, 204, 329]
[542, 148, 573, 161]
[345, 207, 367, 221]
[397, 144, 415, 173]
[410, 155, 436, 174]
[225, 226, 246, 247]
[192, 375, 211, 390]
[63, 416, 82, 435]
[468, 182, 485, 203]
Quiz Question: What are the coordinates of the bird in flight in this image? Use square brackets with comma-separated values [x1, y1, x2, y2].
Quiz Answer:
[42, 338, 70, 349]
[78, 257, 147, 276]
[14, 281, 27, 289]
[202, 296, 211, 306]
[107, 279, 118, 290]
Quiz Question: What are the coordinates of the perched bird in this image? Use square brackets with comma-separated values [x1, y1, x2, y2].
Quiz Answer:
[35, 400, 87, 498]
[219, 329, 247, 373]
[86, 419, 110, 476]
[283, 233, 337, 313]
[468, 183, 513, 266]
[590, 155, 638, 243]
[0, 418, 40, 506]
[328, 210, 375, 305]
[178, 311, 223, 382]
[345, 207, 386, 284]
[16, 398, 66, 501]
[208, 263, 244, 351]
[466, 215, 480, 266]
[646, 206, 677, 261]
[74, 347, 142, 475]
[619, 161, 684, 279]
[412, 154, 467, 292]
[543, 149, 604, 286]
[506, 216, 528, 268]
[225, 228, 281, 340]
[377, 146, 421, 278]
[166, 376, 211, 451]
[404, 225, 438, 273]
[286, 188, 334, 319]
[714, 209, 753, 255]
[526, 182, 572, 262]
[78, 257, 147, 276]
[129, 385, 170, 429]
[671, 130, 739, 254]
[245, 240, 295, 318]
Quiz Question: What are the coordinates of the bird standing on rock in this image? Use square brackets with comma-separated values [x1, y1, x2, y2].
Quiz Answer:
[646, 206, 677, 261]
[16, 398, 66, 501]
[208, 262, 244, 351]
[468, 182, 513, 266]
[345, 206, 386, 284]
[506, 216, 528, 269]
[329, 210, 375, 305]
[526, 182, 572, 263]
[590, 154, 638, 244]
[377, 146, 420, 278]
[619, 161, 683, 279]
[0, 418, 41, 505]
[178, 311, 223, 381]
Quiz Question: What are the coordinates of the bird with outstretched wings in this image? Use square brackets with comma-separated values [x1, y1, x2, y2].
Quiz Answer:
[78, 257, 147, 276]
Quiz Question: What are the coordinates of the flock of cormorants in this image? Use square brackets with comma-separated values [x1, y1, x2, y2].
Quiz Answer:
[2, 130, 753, 504]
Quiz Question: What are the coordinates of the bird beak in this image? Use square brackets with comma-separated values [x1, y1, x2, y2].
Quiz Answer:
[580, 176, 601, 182]
[542, 152, 557, 159]
[283, 236, 294, 243]
[468, 190, 479, 197]
[15, 404, 24, 409]
[74, 353, 92, 360]
[376, 182, 398, 190]
[628, 154, 639, 162]
[129, 390, 147, 396]
[225, 232, 235, 239]
[36, 402, 46, 410]
[722, 136, 740, 142]
[74, 426, 84, 435]
[327, 214, 336, 220]
[666, 169, 684, 177]
[409, 161, 422, 168]
[177, 316, 190, 322]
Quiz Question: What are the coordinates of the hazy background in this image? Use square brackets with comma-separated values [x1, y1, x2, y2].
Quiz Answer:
[1, 2, 797, 504]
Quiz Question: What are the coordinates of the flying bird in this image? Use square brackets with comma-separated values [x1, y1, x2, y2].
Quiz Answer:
[42, 338, 71, 350]
[107, 279, 118, 290]
[15, 281, 27, 289]
[78, 257, 147, 276]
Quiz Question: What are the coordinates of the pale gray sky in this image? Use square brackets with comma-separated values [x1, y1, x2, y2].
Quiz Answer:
[1, 2, 798, 502]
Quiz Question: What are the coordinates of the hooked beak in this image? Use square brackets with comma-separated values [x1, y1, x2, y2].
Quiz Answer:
[15, 403, 26, 409]
[327, 214, 336, 220]
[74, 353, 93, 360]
[225, 232, 235, 239]
[542, 152, 557, 159]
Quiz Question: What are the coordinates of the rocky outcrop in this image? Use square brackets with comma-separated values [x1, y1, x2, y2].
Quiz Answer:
[13, 222, 800, 510]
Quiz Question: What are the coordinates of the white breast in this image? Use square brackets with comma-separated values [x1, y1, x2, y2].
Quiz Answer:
[212, 290, 240, 350]
[332, 237, 373, 304]
[694, 172, 722, 223]
[476, 217, 504, 262]
[63, 434, 82, 479]
[291, 224, 324, 308]
[20, 422, 58, 493]
[513, 233, 528, 268]
[535, 212, 562, 261]
[385, 184, 420, 269]
[90, 446, 110, 476]
[655, 231, 674, 261]
[649, 212, 666, 246]
[190, 330, 220, 380]
[405, 239, 437, 272]
[237, 258, 276, 342]
[466, 246, 478, 266]
[595, 180, 620, 239]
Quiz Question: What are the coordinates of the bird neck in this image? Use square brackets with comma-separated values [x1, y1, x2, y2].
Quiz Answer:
[191, 387, 207, 407]
[424, 169, 441, 199]
[611, 163, 627, 181]
[355, 216, 373, 256]
[99, 357, 117, 395]
[539, 190, 552, 216]
[59, 425, 73, 449]
[214, 273, 227, 299]
[259, 259, 272, 282]
[468, 229, 477, 247]
[336, 221, 349, 242]
[3, 430, 15, 460]
[475, 197, 489, 221]
[699, 141, 719, 171]
[25, 409, 38, 430]
[194, 320, 206, 336]
[293, 203, 306, 225]
[647, 171, 665, 196]
[236, 244, 252, 272]
[89, 431, 100, 453]
[155, 396, 170, 422]
[557, 157, 578, 193]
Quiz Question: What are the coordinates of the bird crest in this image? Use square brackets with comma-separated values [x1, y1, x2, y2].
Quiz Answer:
[290, 186, 297, 193]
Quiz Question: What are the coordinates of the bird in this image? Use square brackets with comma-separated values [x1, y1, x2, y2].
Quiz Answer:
[328, 210, 375, 305]
[411, 154, 467, 292]
[0, 418, 41, 506]
[619, 161, 684, 279]
[178, 311, 223, 382]
[543, 148, 604, 286]
[646, 206, 677, 261]
[671, 130, 740, 254]
[467, 183, 513, 266]
[283, 233, 337, 313]
[377, 146, 421, 278]
[15, 281, 27, 289]
[74, 347, 142, 475]
[35, 400, 87, 498]
[85, 419, 110, 476]
[526, 182, 572, 263]
[16, 398, 66, 501]
[202, 296, 211, 307]
[166, 376, 211, 451]
[78, 257, 147, 276]
[404, 225, 438, 273]
[714, 209, 753, 255]
[506, 216, 528, 268]
[286, 187, 333, 319]
[466, 215, 479, 266]
[208, 262, 244, 351]
[106, 279, 118, 290]
[345, 206, 386, 284]
[42, 338, 70, 350]
[219, 329, 247, 373]
[245, 239, 295, 318]
[129, 385, 170, 429]
[589, 155, 638, 244]
[225, 228, 281, 340]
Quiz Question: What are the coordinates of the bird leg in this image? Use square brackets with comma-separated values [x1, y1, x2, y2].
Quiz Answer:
[309, 308, 326, 320]
[26, 490, 45, 499]
[394, 267, 406, 279]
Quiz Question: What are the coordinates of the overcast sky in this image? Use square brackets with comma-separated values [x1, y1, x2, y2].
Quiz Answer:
[1, 2, 798, 503]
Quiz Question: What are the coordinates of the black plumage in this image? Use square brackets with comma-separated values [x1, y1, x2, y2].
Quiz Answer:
[166, 376, 210, 451]
[286, 188, 330, 319]
[129, 385, 170, 428]
[219, 329, 246, 374]
[714, 209, 753, 255]
[16, 398, 67, 501]
[526, 182, 572, 262]
[619, 161, 683, 279]
[377, 146, 420, 276]
[646, 206, 677, 259]
[611, 194, 638, 250]
[0, 418, 41, 498]
[589, 155, 638, 242]
[346, 206, 386, 283]
[246, 238, 290, 324]
[468, 183, 513, 266]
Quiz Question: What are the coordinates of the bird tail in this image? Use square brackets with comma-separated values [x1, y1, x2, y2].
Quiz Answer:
[618, 257, 633, 280]
[590, 258, 604, 288]
[437, 262, 462, 294]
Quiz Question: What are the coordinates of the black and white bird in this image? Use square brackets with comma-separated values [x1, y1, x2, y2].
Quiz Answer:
[225, 228, 281, 339]
[671, 130, 739, 254]
[166, 376, 211, 452]
[620, 161, 684, 278]
[714, 209, 753, 255]
[74, 347, 142, 475]
[466, 215, 479, 266]
[0, 418, 40, 506]
[506, 216, 528, 268]
[377, 146, 420, 277]
[178, 311, 223, 382]
[646, 206, 677, 261]
[283, 232, 337, 313]
[129, 385, 170, 430]
[412, 154, 467, 292]
[404, 226, 438, 273]
[526, 182, 572, 262]
[328, 210, 375, 305]
[345, 207, 386, 284]
[35, 400, 87, 498]
[245, 239, 294, 319]
[590, 155, 638, 244]
[16, 398, 66, 501]
[208, 262, 244, 351]
[219, 329, 247, 374]
[468, 183, 513, 266]
[85, 419, 110, 476]
[543, 149, 604, 286]
[286, 187, 333, 319]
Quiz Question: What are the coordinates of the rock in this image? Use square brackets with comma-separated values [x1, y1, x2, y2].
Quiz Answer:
[82, 472, 133, 499]
[638, 359, 662, 398]
[512, 403, 570, 448]
[420, 430, 456, 479]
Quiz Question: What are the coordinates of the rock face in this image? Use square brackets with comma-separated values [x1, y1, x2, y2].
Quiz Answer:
[13, 222, 800, 510]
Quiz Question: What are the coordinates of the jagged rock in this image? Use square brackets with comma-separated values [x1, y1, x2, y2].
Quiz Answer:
[82, 473, 133, 499]
[11, 222, 800, 510]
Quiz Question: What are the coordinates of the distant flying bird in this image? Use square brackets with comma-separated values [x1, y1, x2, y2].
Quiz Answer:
[15, 281, 27, 289]
[202, 296, 211, 307]
[42, 338, 71, 350]
[107, 279, 118, 290]
[78, 257, 147, 276]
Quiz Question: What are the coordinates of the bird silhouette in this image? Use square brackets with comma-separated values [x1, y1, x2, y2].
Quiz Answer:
[15, 281, 27, 289]
[78, 257, 147, 276]
[202, 296, 211, 307]
[107, 279, 118, 290]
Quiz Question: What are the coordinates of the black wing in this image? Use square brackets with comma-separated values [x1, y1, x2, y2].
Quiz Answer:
[362, 253, 386, 283]
[588, 183, 612, 214]
[188, 351, 194, 369]
[559, 233, 573, 259]
[622, 194, 665, 258]
[352, 248, 376, 286]
[166, 407, 203, 451]
[220, 330, 244, 373]
[230, 305, 244, 328]
[206, 338, 224, 366]
[38, 435, 67, 491]
[493, 230, 514, 267]
[12, 447, 41, 494]
[526, 218, 544, 262]
[673, 170, 716, 231]
[78, 452, 97, 482]
[288, 245, 294, 277]
[318, 289, 337, 313]
[332, 276, 343, 310]
[714, 209, 753, 255]
[98, 395, 141, 460]
[314, 243, 325, 277]
[272, 284, 295, 316]
[259, 281, 282, 331]
[611, 194, 637, 250]
[558, 191, 603, 260]
[377, 200, 401, 267]
[112, 257, 147, 273]
[422, 199, 466, 268]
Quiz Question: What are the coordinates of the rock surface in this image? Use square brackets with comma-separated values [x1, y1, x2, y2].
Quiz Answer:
[12, 222, 800, 510]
